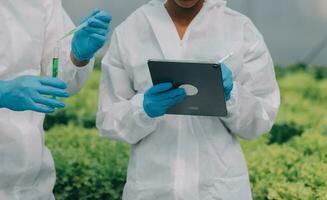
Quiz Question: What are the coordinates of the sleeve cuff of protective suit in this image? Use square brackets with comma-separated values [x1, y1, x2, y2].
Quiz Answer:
[59, 56, 95, 95]
[61, 55, 94, 79]
[131, 94, 158, 130]
[221, 81, 240, 120]
[70, 57, 95, 72]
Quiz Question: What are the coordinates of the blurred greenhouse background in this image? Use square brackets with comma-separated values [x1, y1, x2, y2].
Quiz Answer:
[63, 0, 327, 66]
[44, 0, 327, 199]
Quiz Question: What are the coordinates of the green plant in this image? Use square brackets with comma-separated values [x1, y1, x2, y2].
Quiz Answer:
[268, 122, 304, 145]
[44, 69, 101, 130]
[44, 64, 327, 200]
[242, 129, 327, 200]
[312, 66, 327, 80]
[44, 110, 77, 131]
[46, 126, 130, 200]
[274, 64, 308, 79]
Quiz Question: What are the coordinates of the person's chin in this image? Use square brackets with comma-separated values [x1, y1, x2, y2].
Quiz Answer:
[175, 0, 199, 8]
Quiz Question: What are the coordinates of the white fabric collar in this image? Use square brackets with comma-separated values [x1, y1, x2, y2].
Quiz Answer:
[143, 0, 226, 60]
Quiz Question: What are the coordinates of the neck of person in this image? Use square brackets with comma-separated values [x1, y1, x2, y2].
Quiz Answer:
[165, 0, 205, 26]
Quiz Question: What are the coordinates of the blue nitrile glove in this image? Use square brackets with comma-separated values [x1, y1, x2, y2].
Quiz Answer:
[72, 9, 112, 61]
[221, 63, 234, 101]
[0, 76, 70, 113]
[143, 83, 187, 118]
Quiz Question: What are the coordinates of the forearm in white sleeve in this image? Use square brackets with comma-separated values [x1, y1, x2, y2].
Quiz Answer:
[96, 32, 157, 145]
[221, 22, 280, 140]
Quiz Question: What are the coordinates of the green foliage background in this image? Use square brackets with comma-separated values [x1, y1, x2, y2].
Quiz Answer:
[45, 63, 327, 200]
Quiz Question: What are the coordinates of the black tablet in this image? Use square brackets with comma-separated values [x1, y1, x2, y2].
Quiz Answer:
[148, 59, 227, 117]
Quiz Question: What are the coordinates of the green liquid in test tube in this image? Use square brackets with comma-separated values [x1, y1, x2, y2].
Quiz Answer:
[52, 46, 60, 99]
[52, 45, 60, 78]
[52, 58, 59, 78]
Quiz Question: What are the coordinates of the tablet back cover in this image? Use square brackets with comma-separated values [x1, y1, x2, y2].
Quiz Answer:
[148, 60, 227, 117]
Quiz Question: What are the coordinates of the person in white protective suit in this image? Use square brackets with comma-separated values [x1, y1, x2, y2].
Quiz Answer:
[97, 0, 280, 199]
[0, 0, 111, 199]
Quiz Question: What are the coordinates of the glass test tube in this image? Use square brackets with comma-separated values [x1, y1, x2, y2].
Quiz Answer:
[52, 46, 60, 78]
[52, 45, 60, 100]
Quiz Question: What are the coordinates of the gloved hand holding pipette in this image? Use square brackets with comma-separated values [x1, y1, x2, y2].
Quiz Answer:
[218, 52, 234, 101]
[221, 64, 234, 101]
[71, 9, 112, 62]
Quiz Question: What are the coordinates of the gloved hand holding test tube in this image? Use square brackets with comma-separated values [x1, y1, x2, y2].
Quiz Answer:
[50, 21, 84, 100]
[53, 17, 88, 76]
[51, 9, 112, 79]
[51, 17, 89, 80]
[52, 20, 89, 77]
[51, 21, 81, 98]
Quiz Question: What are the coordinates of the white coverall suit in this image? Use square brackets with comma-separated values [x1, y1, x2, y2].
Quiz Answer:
[97, 0, 280, 199]
[0, 0, 94, 199]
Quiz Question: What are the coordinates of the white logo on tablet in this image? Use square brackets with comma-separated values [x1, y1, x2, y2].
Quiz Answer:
[179, 84, 199, 96]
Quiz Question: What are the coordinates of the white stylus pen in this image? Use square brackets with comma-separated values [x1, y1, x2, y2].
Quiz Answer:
[218, 52, 234, 64]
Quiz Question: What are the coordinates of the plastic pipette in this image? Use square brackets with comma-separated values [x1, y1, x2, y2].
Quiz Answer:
[218, 52, 234, 64]
[59, 21, 88, 41]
